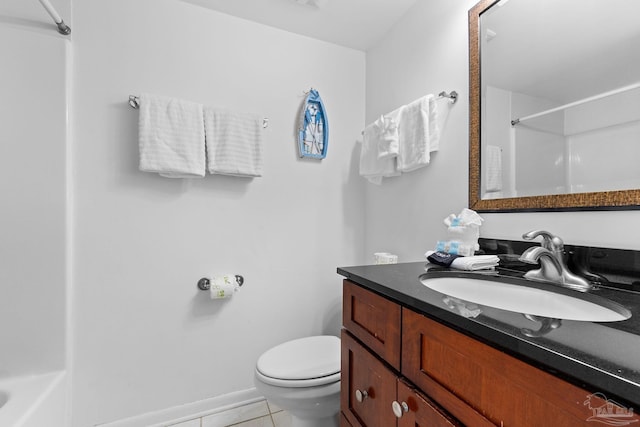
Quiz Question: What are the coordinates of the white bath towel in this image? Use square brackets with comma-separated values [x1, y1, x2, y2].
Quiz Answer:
[397, 95, 440, 172]
[485, 145, 503, 192]
[359, 120, 400, 185]
[204, 108, 264, 177]
[138, 93, 206, 178]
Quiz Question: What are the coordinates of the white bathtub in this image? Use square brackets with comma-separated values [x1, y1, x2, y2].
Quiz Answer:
[0, 371, 67, 427]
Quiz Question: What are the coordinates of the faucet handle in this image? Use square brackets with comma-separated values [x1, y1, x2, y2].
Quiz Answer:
[522, 230, 564, 252]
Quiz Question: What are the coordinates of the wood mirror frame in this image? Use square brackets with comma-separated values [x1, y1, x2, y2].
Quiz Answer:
[468, 0, 640, 212]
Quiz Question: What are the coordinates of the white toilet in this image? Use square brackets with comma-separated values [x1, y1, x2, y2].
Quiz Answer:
[254, 335, 341, 427]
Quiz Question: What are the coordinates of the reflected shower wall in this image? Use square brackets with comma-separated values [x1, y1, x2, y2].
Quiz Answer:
[482, 85, 640, 199]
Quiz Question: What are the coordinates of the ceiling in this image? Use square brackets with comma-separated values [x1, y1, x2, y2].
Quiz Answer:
[1, 0, 417, 50]
[182, 0, 418, 51]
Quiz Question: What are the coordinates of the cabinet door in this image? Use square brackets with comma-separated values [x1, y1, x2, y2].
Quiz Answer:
[341, 330, 398, 427]
[343, 280, 401, 370]
[402, 308, 640, 427]
[395, 379, 462, 427]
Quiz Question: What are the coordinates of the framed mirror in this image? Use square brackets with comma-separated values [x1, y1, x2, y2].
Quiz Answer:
[469, 0, 640, 212]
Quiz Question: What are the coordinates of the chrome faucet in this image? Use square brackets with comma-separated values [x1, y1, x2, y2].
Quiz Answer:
[519, 230, 592, 292]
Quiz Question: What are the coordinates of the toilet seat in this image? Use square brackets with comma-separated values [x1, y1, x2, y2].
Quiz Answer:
[256, 335, 341, 388]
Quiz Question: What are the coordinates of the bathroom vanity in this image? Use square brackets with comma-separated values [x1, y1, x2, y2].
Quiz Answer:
[338, 242, 640, 426]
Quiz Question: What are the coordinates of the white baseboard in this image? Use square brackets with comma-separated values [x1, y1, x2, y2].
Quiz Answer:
[96, 387, 263, 427]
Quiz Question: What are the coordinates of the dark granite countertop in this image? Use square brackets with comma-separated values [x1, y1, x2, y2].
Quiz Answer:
[337, 261, 640, 409]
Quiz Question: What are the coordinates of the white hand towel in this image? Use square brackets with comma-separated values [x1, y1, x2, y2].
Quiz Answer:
[359, 120, 400, 185]
[397, 95, 440, 172]
[485, 145, 503, 192]
[204, 108, 264, 177]
[138, 93, 206, 178]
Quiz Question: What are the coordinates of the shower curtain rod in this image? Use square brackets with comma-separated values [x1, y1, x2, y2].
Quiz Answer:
[37, 0, 71, 35]
[511, 82, 640, 126]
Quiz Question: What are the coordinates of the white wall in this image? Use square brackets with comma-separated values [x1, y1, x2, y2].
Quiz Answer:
[364, 0, 640, 262]
[364, 0, 478, 262]
[71, 1, 365, 425]
[0, 24, 67, 378]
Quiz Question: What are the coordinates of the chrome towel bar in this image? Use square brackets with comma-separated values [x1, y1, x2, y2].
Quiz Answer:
[128, 95, 269, 128]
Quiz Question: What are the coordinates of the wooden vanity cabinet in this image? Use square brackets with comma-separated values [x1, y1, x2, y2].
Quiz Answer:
[342, 280, 467, 427]
[341, 331, 461, 427]
[342, 279, 640, 427]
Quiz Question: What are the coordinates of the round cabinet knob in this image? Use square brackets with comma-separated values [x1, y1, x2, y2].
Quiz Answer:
[355, 389, 368, 403]
[392, 401, 409, 418]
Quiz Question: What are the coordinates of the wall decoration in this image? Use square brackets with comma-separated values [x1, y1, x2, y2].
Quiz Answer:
[298, 88, 328, 159]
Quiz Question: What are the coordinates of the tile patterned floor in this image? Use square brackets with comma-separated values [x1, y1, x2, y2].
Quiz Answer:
[167, 400, 292, 427]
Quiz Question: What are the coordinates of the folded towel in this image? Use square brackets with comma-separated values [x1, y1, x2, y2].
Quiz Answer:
[359, 120, 400, 185]
[425, 251, 499, 271]
[451, 255, 499, 271]
[138, 93, 206, 178]
[397, 95, 440, 172]
[204, 108, 264, 177]
[485, 145, 503, 192]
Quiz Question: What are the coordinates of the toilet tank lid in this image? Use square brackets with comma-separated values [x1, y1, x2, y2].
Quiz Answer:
[256, 335, 340, 380]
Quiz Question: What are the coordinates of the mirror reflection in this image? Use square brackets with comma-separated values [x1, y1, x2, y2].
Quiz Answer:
[472, 0, 640, 209]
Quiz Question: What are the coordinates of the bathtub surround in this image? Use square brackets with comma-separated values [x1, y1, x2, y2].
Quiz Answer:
[0, 17, 70, 426]
[0, 23, 68, 381]
[0, 372, 67, 427]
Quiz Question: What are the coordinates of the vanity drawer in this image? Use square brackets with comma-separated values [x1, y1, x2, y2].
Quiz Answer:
[343, 280, 401, 370]
[401, 308, 640, 426]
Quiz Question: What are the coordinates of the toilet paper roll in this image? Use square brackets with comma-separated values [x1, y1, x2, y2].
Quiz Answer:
[209, 274, 239, 299]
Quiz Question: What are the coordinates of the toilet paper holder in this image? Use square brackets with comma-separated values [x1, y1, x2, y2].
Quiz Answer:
[197, 275, 244, 291]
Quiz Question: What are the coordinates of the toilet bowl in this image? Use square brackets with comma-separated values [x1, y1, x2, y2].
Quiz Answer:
[254, 335, 341, 427]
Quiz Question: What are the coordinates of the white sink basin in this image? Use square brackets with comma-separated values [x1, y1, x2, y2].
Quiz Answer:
[420, 276, 631, 322]
[0, 391, 7, 409]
